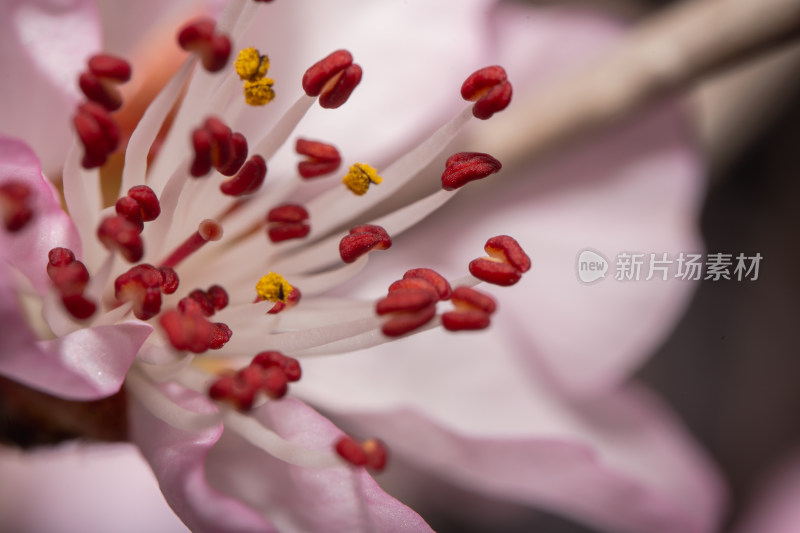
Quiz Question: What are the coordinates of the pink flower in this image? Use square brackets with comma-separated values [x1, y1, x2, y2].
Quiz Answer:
[0, 0, 724, 532]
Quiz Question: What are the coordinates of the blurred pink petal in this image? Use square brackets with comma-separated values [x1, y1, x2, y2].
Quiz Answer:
[0, 0, 100, 176]
[734, 453, 800, 533]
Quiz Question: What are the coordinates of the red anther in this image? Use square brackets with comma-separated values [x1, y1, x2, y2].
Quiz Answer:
[114, 264, 167, 320]
[339, 224, 391, 264]
[252, 351, 284, 369]
[335, 436, 368, 467]
[363, 439, 388, 472]
[220, 155, 267, 197]
[61, 293, 97, 320]
[302, 50, 354, 97]
[207, 285, 229, 311]
[160, 219, 223, 269]
[403, 268, 452, 300]
[468, 258, 521, 286]
[158, 267, 179, 294]
[441, 152, 502, 191]
[450, 286, 497, 314]
[266, 287, 301, 314]
[441, 310, 491, 331]
[485, 235, 531, 273]
[115, 196, 144, 232]
[50, 261, 90, 295]
[388, 278, 438, 299]
[460, 66, 512, 120]
[376, 288, 437, 315]
[208, 322, 232, 350]
[88, 54, 132, 83]
[47, 247, 76, 278]
[97, 215, 144, 263]
[74, 102, 121, 168]
[79, 72, 123, 111]
[318, 63, 362, 109]
[204, 117, 233, 170]
[178, 18, 231, 73]
[282, 356, 302, 382]
[295, 139, 341, 178]
[160, 307, 217, 354]
[216, 133, 248, 177]
[381, 304, 437, 337]
[190, 128, 214, 177]
[209, 373, 256, 411]
[266, 204, 310, 243]
[182, 288, 215, 316]
[0, 182, 34, 232]
[261, 366, 288, 399]
[127, 185, 161, 222]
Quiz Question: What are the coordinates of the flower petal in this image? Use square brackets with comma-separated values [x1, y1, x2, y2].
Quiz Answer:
[128, 382, 277, 533]
[293, 328, 725, 533]
[0, 0, 101, 176]
[205, 397, 434, 533]
[734, 452, 800, 533]
[0, 135, 81, 296]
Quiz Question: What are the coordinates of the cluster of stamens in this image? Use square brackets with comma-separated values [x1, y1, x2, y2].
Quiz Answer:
[208, 351, 302, 411]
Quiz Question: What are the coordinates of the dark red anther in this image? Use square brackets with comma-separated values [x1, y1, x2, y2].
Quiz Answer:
[160, 306, 226, 354]
[178, 18, 231, 73]
[381, 305, 437, 337]
[302, 50, 362, 109]
[402, 268, 452, 300]
[97, 215, 144, 263]
[204, 117, 233, 170]
[158, 267, 179, 294]
[295, 139, 341, 178]
[267, 287, 301, 314]
[127, 185, 161, 222]
[115, 196, 144, 232]
[73, 102, 121, 169]
[339, 224, 391, 263]
[461, 66, 512, 120]
[442, 286, 496, 332]
[388, 278, 438, 299]
[441, 152, 502, 191]
[251, 351, 302, 383]
[220, 155, 267, 196]
[441, 310, 491, 331]
[335, 436, 389, 472]
[451, 286, 497, 314]
[191, 128, 214, 177]
[47, 247, 76, 278]
[377, 288, 437, 315]
[216, 133, 248, 176]
[114, 264, 170, 320]
[50, 261, 90, 295]
[266, 204, 310, 243]
[261, 366, 288, 399]
[61, 294, 98, 320]
[209, 373, 256, 411]
[181, 289, 216, 316]
[47, 248, 96, 320]
[468, 258, 521, 286]
[485, 235, 531, 273]
[88, 54, 132, 83]
[209, 322, 233, 349]
[0, 182, 34, 232]
[207, 285, 229, 311]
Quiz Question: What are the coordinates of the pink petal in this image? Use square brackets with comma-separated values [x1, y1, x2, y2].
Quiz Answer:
[734, 453, 800, 533]
[0, 442, 188, 533]
[205, 397, 434, 533]
[0, 135, 81, 296]
[128, 382, 277, 533]
[0, 272, 151, 400]
[0, 0, 101, 176]
[293, 328, 725, 533]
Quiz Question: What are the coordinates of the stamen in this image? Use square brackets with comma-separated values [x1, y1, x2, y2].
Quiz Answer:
[178, 285, 229, 317]
[342, 162, 382, 196]
[234, 47, 269, 81]
[375, 288, 437, 337]
[191, 117, 248, 177]
[335, 436, 389, 472]
[216, 133, 249, 177]
[209, 351, 302, 411]
[296, 139, 341, 178]
[402, 268, 452, 300]
[220, 155, 267, 196]
[461, 66, 513, 120]
[441, 152, 502, 191]
[243, 78, 276, 106]
[0, 182, 34, 232]
[441, 286, 497, 331]
[255, 272, 293, 303]
[177, 18, 232, 73]
[73, 102, 121, 169]
[97, 215, 144, 263]
[339, 224, 391, 263]
[160, 306, 231, 354]
[79, 54, 132, 111]
[468, 235, 531, 286]
[159, 219, 223, 269]
[266, 204, 310, 242]
[115, 185, 160, 233]
[46, 247, 96, 319]
[302, 50, 362, 109]
[114, 264, 170, 320]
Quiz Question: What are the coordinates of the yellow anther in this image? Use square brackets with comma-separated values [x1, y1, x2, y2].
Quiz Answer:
[342, 163, 382, 196]
[255, 272, 293, 302]
[235, 47, 269, 81]
[244, 78, 275, 106]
